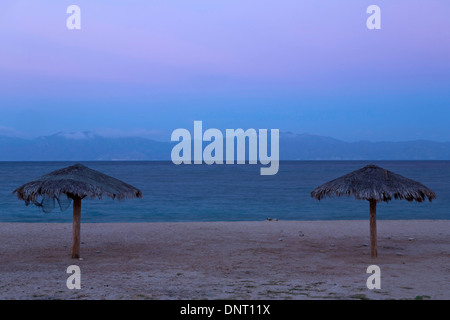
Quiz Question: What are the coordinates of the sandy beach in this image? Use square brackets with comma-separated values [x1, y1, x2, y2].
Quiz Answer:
[0, 220, 448, 300]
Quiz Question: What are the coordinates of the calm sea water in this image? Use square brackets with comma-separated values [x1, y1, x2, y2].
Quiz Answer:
[0, 161, 448, 222]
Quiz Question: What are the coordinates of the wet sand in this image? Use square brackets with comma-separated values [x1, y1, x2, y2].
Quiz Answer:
[0, 220, 448, 300]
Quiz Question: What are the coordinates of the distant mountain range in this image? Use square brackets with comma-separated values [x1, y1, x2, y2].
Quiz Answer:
[0, 131, 449, 161]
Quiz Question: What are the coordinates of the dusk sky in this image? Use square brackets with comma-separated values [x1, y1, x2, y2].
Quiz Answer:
[1, 0, 449, 142]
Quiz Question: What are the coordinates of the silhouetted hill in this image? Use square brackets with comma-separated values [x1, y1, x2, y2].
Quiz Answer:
[0, 131, 449, 160]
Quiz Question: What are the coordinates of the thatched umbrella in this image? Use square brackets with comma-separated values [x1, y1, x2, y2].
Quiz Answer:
[311, 164, 436, 258]
[13, 163, 143, 258]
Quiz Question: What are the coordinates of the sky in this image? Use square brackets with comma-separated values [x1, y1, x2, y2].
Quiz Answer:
[0, 0, 449, 142]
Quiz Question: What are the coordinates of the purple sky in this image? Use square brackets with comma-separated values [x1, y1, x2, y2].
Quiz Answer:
[0, 0, 449, 141]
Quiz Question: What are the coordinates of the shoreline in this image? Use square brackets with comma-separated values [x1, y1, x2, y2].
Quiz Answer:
[0, 220, 449, 300]
[1, 218, 449, 223]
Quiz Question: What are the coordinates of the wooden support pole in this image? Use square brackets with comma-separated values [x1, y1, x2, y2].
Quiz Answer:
[72, 197, 81, 259]
[369, 199, 377, 258]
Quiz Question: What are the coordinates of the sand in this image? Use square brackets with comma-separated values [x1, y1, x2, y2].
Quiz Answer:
[0, 220, 448, 300]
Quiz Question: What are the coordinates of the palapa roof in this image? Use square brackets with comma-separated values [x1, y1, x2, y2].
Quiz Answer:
[13, 163, 143, 204]
[311, 164, 436, 203]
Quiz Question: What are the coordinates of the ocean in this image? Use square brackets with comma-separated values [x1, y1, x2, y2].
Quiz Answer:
[0, 161, 448, 222]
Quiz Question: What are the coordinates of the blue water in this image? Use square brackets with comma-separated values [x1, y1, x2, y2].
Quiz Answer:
[0, 161, 448, 222]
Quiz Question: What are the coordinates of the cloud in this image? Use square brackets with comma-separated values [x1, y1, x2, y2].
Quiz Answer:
[49, 129, 168, 141]
[94, 128, 167, 141]
[53, 131, 96, 140]
[0, 126, 27, 138]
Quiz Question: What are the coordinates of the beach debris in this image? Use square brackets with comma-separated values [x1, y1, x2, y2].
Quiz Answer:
[362, 243, 369, 247]
[395, 252, 404, 256]
[278, 238, 284, 241]
[408, 237, 415, 241]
